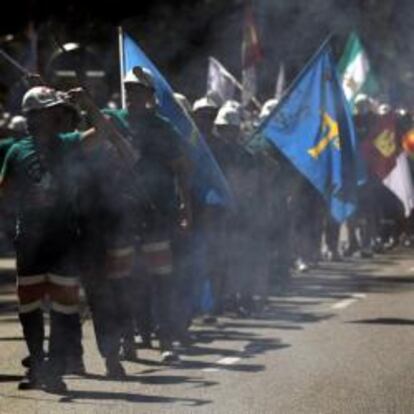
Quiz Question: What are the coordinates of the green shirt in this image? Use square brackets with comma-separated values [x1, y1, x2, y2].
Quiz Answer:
[0, 138, 17, 166]
[104, 108, 182, 216]
[1, 132, 82, 235]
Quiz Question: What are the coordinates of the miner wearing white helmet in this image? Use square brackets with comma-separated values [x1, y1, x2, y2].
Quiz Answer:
[8, 115, 28, 135]
[0, 85, 112, 391]
[192, 95, 219, 137]
[259, 98, 279, 120]
[103, 66, 192, 363]
[214, 100, 243, 143]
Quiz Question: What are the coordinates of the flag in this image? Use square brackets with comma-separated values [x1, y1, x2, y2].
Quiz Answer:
[120, 31, 233, 206]
[338, 32, 378, 106]
[275, 62, 286, 101]
[248, 42, 364, 222]
[5, 22, 38, 112]
[362, 114, 414, 216]
[383, 153, 414, 217]
[361, 113, 397, 180]
[242, 0, 263, 107]
[22, 22, 38, 73]
[207, 57, 239, 106]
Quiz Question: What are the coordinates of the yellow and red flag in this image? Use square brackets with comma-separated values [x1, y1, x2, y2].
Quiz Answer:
[361, 113, 414, 216]
[361, 113, 398, 180]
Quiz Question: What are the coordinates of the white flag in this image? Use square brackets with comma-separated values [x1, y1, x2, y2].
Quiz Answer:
[207, 57, 238, 106]
[383, 152, 414, 217]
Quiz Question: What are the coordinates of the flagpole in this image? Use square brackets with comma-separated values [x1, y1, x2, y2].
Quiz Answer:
[275, 63, 285, 100]
[118, 26, 126, 109]
[0, 48, 30, 76]
[232, 74, 261, 109]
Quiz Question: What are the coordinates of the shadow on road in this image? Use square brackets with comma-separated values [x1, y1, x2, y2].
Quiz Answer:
[57, 390, 211, 407]
[1, 248, 414, 407]
[347, 318, 414, 326]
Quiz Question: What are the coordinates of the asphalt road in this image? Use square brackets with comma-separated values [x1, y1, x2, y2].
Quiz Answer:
[1, 249, 414, 413]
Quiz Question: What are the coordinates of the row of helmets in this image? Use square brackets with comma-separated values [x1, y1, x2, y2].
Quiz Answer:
[190, 94, 279, 127]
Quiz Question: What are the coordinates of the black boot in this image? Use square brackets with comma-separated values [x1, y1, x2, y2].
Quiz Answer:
[18, 310, 45, 390]
[45, 310, 68, 392]
[120, 334, 138, 361]
[65, 313, 86, 375]
[18, 359, 45, 390]
[105, 355, 126, 379]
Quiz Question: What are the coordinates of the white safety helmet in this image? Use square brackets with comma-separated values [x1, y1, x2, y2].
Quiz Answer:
[8, 115, 28, 133]
[192, 96, 219, 113]
[354, 93, 374, 115]
[123, 66, 155, 90]
[377, 103, 391, 115]
[174, 92, 192, 114]
[21, 86, 70, 114]
[395, 107, 408, 117]
[259, 98, 279, 119]
[214, 100, 242, 127]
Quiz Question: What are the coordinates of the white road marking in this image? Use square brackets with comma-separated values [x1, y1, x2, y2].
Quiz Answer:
[332, 299, 358, 309]
[202, 357, 241, 372]
[203, 368, 220, 373]
[331, 293, 366, 310]
[216, 357, 241, 365]
[351, 293, 367, 299]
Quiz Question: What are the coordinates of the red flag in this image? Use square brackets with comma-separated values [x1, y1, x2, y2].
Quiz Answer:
[361, 113, 414, 216]
[242, 0, 263, 69]
[361, 113, 398, 180]
[242, 0, 263, 107]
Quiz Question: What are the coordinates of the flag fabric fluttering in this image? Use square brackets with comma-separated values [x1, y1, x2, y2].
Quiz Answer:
[338, 32, 379, 107]
[241, 0, 263, 107]
[207, 57, 239, 106]
[383, 152, 414, 217]
[361, 113, 397, 180]
[120, 30, 233, 206]
[361, 113, 414, 217]
[248, 41, 364, 222]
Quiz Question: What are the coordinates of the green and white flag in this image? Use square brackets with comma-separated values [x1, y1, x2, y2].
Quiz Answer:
[338, 32, 378, 105]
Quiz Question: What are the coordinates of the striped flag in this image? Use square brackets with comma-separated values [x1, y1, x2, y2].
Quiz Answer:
[361, 113, 414, 217]
[241, 0, 263, 107]
[338, 32, 378, 107]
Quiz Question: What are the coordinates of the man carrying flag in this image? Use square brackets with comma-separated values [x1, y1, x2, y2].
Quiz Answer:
[248, 40, 364, 223]
[105, 65, 192, 363]
[120, 29, 232, 208]
[361, 107, 414, 218]
[117, 30, 233, 344]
